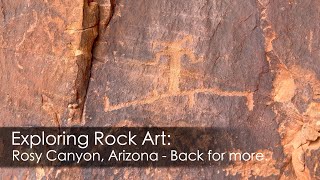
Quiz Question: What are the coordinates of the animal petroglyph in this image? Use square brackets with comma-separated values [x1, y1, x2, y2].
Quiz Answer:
[104, 36, 254, 112]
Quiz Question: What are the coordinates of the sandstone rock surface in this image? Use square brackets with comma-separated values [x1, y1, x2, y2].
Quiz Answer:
[0, 0, 319, 179]
[0, 0, 98, 126]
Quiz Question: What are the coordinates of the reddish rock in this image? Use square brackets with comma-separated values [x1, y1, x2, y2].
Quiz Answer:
[0, 0, 319, 179]
[0, 0, 98, 126]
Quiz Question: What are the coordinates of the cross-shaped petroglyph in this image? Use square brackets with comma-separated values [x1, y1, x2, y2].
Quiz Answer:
[104, 36, 254, 112]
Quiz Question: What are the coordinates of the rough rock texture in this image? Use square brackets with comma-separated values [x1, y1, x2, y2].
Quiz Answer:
[1, 0, 320, 179]
[83, 0, 283, 179]
[0, 0, 98, 126]
[258, 0, 320, 179]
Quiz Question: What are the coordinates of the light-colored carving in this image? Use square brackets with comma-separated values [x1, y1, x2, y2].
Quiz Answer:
[104, 36, 254, 112]
[308, 30, 313, 53]
[258, 0, 277, 66]
[104, 88, 254, 112]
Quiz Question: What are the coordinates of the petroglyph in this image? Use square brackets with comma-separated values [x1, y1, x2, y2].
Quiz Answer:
[308, 30, 313, 53]
[104, 36, 254, 112]
[258, 0, 277, 66]
[16, 10, 38, 51]
[104, 88, 254, 112]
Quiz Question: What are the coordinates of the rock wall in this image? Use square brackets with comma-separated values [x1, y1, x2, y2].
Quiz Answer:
[0, 0, 319, 179]
[0, 0, 98, 126]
